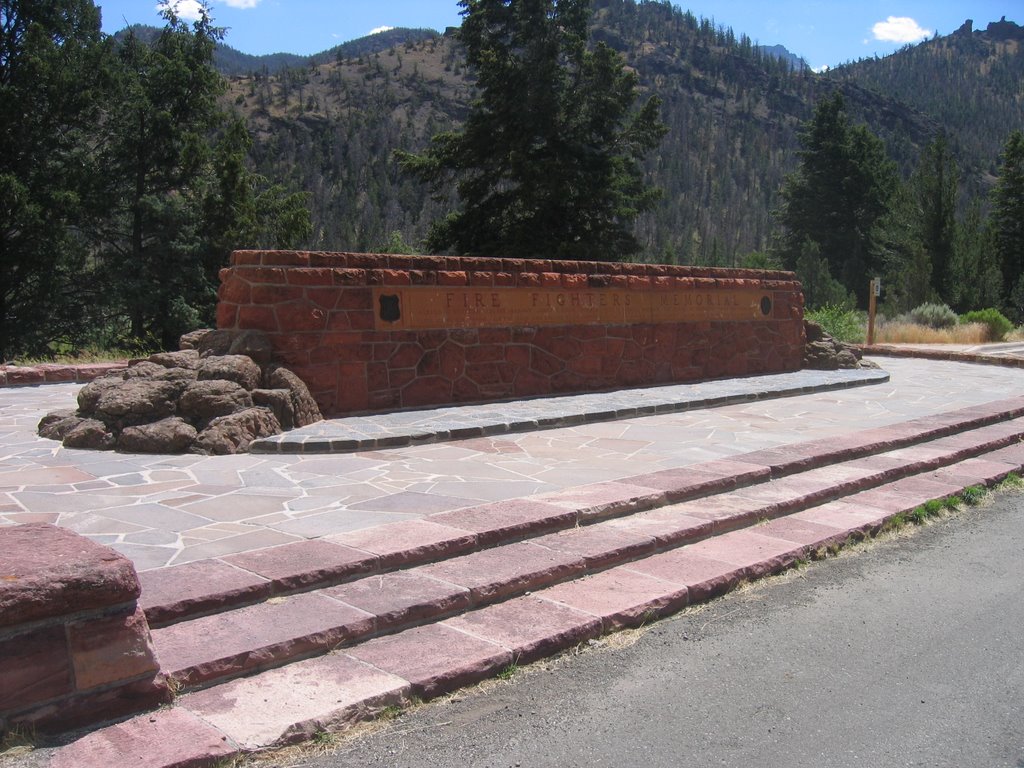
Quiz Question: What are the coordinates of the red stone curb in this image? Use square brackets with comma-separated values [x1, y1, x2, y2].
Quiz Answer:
[860, 345, 1024, 368]
[0, 362, 128, 388]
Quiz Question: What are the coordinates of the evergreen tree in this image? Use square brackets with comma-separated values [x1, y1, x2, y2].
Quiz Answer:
[991, 130, 1024, 320]
[198, 118, 311, 271]
[776, 92, 897, 307]
[874, 180, 930, 313]
[397, 0, 666, 260]
[911, 134, 958, 304]
[949, 200, 1001, 312]
[0, 0, 108, 359]
[95, 4, 227, 348]
[94, 3, 310, 349]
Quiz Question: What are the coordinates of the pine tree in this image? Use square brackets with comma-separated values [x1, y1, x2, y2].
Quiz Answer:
[95, 4, 227, 348]
[991, 130, 1024, 320]
[911, 134, 958, 303]
[397, 0, 666, 260]
[94, 3, 310, 349]
[0, 0, 108, 359]
[776, 92, 897, 307]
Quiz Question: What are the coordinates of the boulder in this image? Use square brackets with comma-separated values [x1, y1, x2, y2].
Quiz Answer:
[804, 321, 827, 343]
[123, 361, 197, 383]
[196, 355, 262, 391]
[264, 366, 322, 427]
[802, 321, 878, 371]
[252, 388, 296, 430]
[37, 411, 84, 441]
[117, 418, 198, 454]
[178, 329, 213, 350]
[227, 330, 274, 367]
[196, 329, 237, 358]
[193, 408, 281, 455]
[77, 375, 126, 413]
[178, 380, 253, 424]
[62, 419, 116, 450]
[148, 349, 200, 370]
[38, 328, 312, 454]
[93, 379, 188, 427]
[835, 349, 859, 369]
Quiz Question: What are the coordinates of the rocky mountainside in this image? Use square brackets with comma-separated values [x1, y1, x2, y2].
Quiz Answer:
[205, 2, 1021, 264]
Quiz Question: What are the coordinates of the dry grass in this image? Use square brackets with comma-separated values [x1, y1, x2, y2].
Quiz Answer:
[873, 321, 990, 345]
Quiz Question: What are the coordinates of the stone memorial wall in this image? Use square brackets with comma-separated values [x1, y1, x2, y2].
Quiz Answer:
[216, 251, 805, 416]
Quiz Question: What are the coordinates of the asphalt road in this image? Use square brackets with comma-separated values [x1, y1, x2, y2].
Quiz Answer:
[275, 490, 1024, 768]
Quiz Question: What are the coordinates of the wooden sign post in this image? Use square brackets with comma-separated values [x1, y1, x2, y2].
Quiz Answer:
[867, 277, 880, 346]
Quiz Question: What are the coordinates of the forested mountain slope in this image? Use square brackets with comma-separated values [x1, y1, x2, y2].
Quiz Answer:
[217, 1, 1021, 265]
[827, 18, 1024, 197]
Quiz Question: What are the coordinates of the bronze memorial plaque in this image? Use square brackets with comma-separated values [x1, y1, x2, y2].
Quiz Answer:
[373, 286, 775, 331]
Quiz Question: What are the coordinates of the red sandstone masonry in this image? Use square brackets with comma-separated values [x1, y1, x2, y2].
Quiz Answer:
[0, 525, 170, 734]
[218, 251, 805, 415]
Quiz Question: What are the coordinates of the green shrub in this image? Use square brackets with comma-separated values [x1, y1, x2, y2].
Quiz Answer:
[959, 308, 1013, 342]
[901, 302, 958, 329]
[805, 304, 865, 343]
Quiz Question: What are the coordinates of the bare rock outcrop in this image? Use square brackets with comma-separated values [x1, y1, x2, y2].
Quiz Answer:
[37, 329, 321, 455]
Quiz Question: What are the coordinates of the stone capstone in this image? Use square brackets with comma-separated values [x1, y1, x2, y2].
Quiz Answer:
[37, 329, 320, 455]
[0, 524, 141, 627]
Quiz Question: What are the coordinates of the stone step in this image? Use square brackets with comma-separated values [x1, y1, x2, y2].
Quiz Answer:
[162, 444, 1023, 754]
[50, 437, 1024, 765]
[149, 434, 1024, 693]
[139, 397, 1024, 629]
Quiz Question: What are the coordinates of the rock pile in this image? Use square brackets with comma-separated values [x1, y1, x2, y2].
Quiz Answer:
[803, 321, 879, 370]
[37, 330, 322, 454]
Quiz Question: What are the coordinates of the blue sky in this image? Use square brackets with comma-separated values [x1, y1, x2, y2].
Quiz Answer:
[97, 1, 1017, 71]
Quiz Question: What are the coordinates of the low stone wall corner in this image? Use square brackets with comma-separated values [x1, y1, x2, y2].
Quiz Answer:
[0, 524, 171, 735]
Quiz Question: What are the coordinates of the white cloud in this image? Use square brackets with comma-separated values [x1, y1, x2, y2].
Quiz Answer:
[156, 0, 204, 21]
[369, 25, 395, 36]
[222, 0, 262, 8]
[872, 16, 932, 43]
